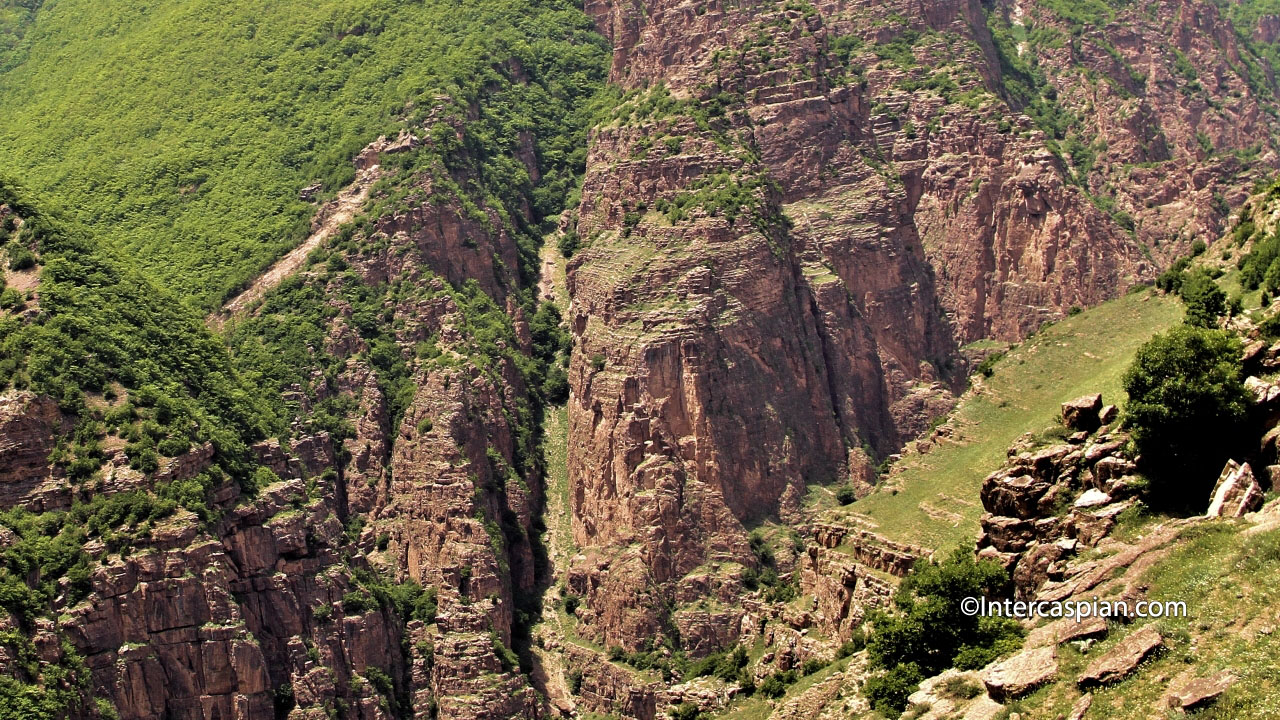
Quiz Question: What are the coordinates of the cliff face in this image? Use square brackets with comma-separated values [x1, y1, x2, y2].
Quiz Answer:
[0, 120, 557, 719]
[5, 2, 1280, 719]
[564, 0, 1280, 658]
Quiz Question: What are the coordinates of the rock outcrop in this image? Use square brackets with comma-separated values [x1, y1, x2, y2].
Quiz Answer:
[0, 391, 63, 509]
[982, 645, 1058, 701]
[567, 0, 1280, 657]
[974, 403, 1146, 596]
[1207, 460, 1265, 518]
[1076, 624, 1163, 687]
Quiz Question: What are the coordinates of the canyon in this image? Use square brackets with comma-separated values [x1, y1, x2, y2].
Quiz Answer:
[3, 0, 1280, 719]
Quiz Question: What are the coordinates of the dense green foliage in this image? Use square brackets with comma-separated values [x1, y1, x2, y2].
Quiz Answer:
[0, 0, 40, 72]
[0, 0, 608, 308]
[1178, 271, 1229, 328]
[1214, 0, 1280, 98]
[863, 548, 1023, 715]
[1122, 325, 1251, 508]
[985, 8, 1075, 143]
[0, 181, 272, 478]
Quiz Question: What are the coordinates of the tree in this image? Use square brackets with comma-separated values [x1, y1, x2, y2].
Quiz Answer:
[1179, 271, 1226, 328]
[1122, 325, 1251, 508]
[862, 548, 1022, 714]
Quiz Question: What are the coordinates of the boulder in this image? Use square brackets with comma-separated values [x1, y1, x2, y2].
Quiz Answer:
[961, 695, 1004, 720]
[1261, 426, 1280, 459]
[1243, 340, 1267, 369]
[1027, 616, 1108, 648]
[983, 515, 1038, 553]
[1098, 404, 1119, 425]
[1164, 670, 1235, 712]
[1245, 376, 1280, 407]
[298, 182, 322, 202]
[982, 473, 1052, 518]
[1091, 456, 1137, 489]
[1077, 625, 1162, 687]
[1207, 460, 1264, 518]
[1073, 489, 1112, 509]
[1068, 693, 1092, 720]
[1062, 394, 1103, 431]
[983, 645, 1058, 701]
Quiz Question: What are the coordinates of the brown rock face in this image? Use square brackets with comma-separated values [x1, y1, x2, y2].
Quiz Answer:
[1076, 624, 1163, 687]
[982, 645, 1059, 701]
[1206, 459, 1265, 517]
[566, 0, 1280, 654]
[1164, 669, 1236, 712]
[0, 391, 63, 510]
[1061, 394, 1103, 432]
[61, 465, 413, 720]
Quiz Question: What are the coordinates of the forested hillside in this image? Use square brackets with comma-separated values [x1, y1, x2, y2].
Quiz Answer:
[0, 0, 607, 308]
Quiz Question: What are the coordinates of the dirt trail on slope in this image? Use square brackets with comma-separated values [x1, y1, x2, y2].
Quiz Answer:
[208, 164, 382, 328]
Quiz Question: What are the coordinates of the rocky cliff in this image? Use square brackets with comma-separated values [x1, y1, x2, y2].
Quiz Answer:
[5, 1, 1280, 719]
[560, 0, 1280, 668]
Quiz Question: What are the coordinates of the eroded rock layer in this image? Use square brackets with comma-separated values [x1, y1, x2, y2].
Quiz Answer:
[565, 0, 1280, 656]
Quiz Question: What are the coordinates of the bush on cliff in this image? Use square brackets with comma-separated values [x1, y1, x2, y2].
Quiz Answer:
[863, 548, 1022, 715]
[1179, 271, 1228, 328]
[1122, 325, 1250, 509]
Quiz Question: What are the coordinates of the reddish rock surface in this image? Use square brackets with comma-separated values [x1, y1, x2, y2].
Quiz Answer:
[565, 0, 1280, 656]
[982, 645, 1059, 701]
[1077, 624, 1164, 687]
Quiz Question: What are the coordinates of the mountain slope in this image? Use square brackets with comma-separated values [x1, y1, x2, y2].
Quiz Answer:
[0, 0, 606, 308]
[4, 1, 1280, 720]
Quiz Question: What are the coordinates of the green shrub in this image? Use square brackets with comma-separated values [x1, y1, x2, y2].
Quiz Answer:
[800, 658, 827, 675]
[863, 663, 924, 716]
[1122, 325, 1250, 508]
[1179, 271, 1227, 328]
[557, 230, 580, 258]
[835, 628, 865, 658]
[864, 547, 1021, 713]
[492, 634, 521, 671]
[758, 675, 787, 698]
[670, 702, 703, 720]
[341, 589, 377, 615]
[835, 484, 856, 505]
[975, 351, 1005, 378]
[7, 245, 35, 271]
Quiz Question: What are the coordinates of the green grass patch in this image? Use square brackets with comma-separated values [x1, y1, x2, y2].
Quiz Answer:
[833, 290, 1182, 550]
[1011, 522, 1280, 718]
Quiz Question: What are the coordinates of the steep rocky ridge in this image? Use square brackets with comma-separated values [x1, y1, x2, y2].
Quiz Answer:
[559, 0, 1280, 668]
[0, 12, 603, 713]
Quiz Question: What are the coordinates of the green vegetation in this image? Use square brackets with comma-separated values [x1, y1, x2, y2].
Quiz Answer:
[1009, 523, 1280, 718]
[1038, 0, 1117, 27]
[838, 290, 1182, 550]
[985, 10, 1075, 142]
[1122, 326, 1250, 509]
[0, 181, 275, 520]
[0, 0, 609, 308]
[1214, 0, 1280, 99]
[862, 548, 1022, 715]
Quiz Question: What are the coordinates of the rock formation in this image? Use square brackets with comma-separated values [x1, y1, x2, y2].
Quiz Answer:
[564, 0, 1280, 659]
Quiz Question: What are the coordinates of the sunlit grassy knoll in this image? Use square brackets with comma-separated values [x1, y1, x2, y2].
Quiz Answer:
[829, 289, 1182, 552]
